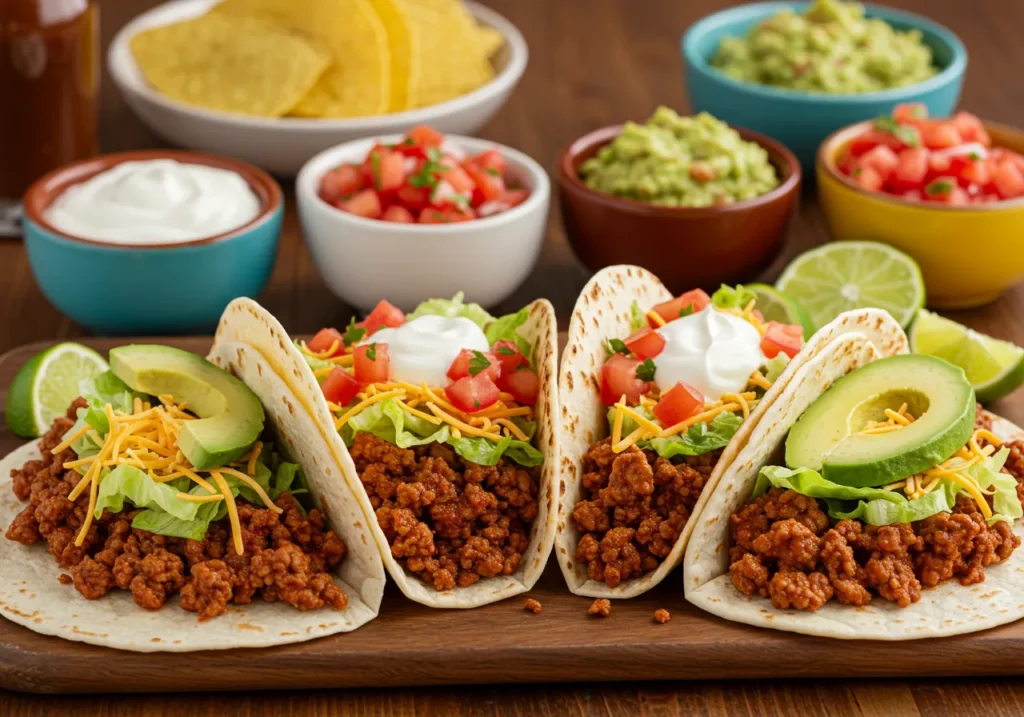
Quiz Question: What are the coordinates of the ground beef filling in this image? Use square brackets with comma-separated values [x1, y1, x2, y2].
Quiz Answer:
[728, 434, 1024, 612]
[570, 438, 719, 588]
[349, 432, 539, 591]
[5, 400, 348, 620]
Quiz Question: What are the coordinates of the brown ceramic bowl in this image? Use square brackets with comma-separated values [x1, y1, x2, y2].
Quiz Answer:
[558, 124, 801, 293]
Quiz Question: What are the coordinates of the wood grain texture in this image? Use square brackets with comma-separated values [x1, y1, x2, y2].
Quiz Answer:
[2, 0, 1024, 713]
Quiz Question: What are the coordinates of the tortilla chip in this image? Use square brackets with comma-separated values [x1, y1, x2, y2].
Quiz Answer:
[369, 0, 418, 112]
[129, 12, 328, 117]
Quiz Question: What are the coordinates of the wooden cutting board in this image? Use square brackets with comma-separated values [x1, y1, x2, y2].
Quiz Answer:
[2, 337, 1024, 694]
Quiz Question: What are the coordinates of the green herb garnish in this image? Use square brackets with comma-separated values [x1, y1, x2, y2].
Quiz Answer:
[636, 358, 656, 382]
[497, 346, 516, 356]
[343, 317, 366, 347]
[873, 115, 920, 148]
[365, 343, 377, 361]
[468, 351, 492, 377]
[925, 180, 953, 196]
[605, 338, 630, 357]
[679, 305, 694, 318]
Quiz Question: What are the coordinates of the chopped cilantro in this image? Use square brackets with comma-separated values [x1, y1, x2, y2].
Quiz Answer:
[636, 358, 656, 382]
[679, 305, 694, 318]
[496, 346, 516, 356]
[403, 137, 415, 146]
[343, 317, 366, 347]
[925, 180, 953, 196]
[365, 343, 377, 361]
[484, 167, 500, 176]
[969, 152, 982, 161]
[605, 338, 630, 356]
[468, 350, 492, 376]
[474, 400, 481, 408]
[426, 147, 442, 162]
[873, 115, 919, 148]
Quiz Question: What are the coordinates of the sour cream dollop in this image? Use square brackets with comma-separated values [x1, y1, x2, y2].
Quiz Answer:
[362, 315, 490, 386]
[654, 309, 764, 400]
[44, 159, 261, 244]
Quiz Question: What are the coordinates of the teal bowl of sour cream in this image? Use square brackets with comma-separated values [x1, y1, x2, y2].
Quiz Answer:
[22, 150, 283, 335]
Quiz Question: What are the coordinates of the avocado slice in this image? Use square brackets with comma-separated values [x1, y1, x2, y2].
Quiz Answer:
[109, 345, 265, 470]
[785, 355, 975, 487]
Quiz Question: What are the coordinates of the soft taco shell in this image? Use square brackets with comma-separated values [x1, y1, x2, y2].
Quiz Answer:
[684, 323, 1024, 640]
[0, 341, 383, 652]
[554, 266, 909, 598]
[213, 298, 560, 608]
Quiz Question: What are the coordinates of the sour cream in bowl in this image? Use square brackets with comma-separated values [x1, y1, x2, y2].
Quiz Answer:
[22, 149, 283, 334]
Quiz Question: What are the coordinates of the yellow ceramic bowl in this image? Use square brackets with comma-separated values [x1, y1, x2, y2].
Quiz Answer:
[817, 120, 1024, 308]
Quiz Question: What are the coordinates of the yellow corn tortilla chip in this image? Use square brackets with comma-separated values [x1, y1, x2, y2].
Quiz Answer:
[369, 0, 419, 112]
[129, 12, 329, 117]
[476, 25, 504, 59]
[397, 0, 495, 108]
[215, 0, 390, 118]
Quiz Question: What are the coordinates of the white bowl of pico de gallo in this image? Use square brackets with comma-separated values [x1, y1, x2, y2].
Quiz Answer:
[296, 127, 550, 313]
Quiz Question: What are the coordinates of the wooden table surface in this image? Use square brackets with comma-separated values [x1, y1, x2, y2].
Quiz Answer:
[4, 0, 1024, 713]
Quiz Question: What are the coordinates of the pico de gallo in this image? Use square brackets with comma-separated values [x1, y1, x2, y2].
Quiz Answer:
[318, 126, 530, 223]
[836, 104, 1024, 205]
[569, 285, 805, 588]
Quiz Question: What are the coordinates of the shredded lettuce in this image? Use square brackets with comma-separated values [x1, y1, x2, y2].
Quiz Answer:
[753, 449, 1020, 526]
[711, 284, 756, 310]
[295, 343, 332, 382]
[341, 397, 541, 467]
[629, 301, 646, 331]
[605, 405, 742, 458]
[94, 465, 202, 522]
[483, 306, 533, 362]
[763, 354, 791, 384]
[131, 487, 228, 541]
[77, 371, 148, 435]
[406, 292, 495, 329]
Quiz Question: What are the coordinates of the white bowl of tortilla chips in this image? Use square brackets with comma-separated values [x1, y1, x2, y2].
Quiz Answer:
[108, 0, 528, 176]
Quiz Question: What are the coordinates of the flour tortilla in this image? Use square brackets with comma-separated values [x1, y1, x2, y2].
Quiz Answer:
[213, 297, 560, 608]
[554, 266, 910, 598]
[684, 322, 1024, 640]
[0, 341, 384, 652]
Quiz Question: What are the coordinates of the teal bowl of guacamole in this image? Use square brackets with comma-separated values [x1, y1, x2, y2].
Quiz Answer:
[682, 1, 967, 171]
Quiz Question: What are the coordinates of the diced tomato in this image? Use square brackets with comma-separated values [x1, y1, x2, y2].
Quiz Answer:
[852, 166, 884, 192]
[835, 147, 857, 175]
[382, 205, 415, 223]
[396, 183, 430, 211]
[649, 289, 711, 327]
[653, 382, 703, 428]
[950, 112, 991, 146]
[418, 207, 473, 223]
[319, 165, 363, 203]
[363, 300, 405, 335]
[447, 348, 501, 382]
[353, 343, 389, 384]
[320, 368, 361, 406]
[957, 157, 992, 187]
[848, 130, 903, 157]
[491, 339, 529, 374]
[892, 103, 929, 126]
[889, 147, 929, 192]
[464, 160, 506, 204]
[440, 165, 476, 195]
[359, 147, 404, 192]
[992, 159, 1024, 199]
[406, 125, 444, 149]
[857, 145, 899, 184]
[921, 122, 963, 150]
[623, 326, 666, 360]
[339, 189, 382, 220]
[991, 148, 1024, 174]
[923, 175, 961, 203]
[474, 150, 507, 175]
[445, 374, 500, 413]
[502, 367, 540, 405]
[600, 354, 647, 406]
[761, 322, 803, 359]
[307, 328, 346, 357]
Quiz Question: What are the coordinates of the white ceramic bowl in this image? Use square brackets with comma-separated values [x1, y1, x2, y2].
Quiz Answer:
[297, 134, 550, 312]
[108, 0, 529, 176]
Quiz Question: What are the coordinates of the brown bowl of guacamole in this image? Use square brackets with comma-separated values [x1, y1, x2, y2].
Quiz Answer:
[557, 107, 802, 293]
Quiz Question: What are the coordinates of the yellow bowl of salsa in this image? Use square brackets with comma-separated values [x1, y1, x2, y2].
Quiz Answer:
[817, 120, 1024, 309]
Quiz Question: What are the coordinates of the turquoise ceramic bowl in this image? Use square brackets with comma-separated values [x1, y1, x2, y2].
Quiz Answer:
[682, 2, 967, 171]
[23, 150, 283, 335]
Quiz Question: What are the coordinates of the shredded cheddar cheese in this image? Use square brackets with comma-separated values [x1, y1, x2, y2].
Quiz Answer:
[646, 311, 666, 328]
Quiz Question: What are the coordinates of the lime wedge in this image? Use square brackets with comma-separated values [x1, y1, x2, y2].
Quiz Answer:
[746, 283, 814, 335]
[909, 309, 1024, 404]
[5, 343, 108, 438]
[775, 241, 925, 333]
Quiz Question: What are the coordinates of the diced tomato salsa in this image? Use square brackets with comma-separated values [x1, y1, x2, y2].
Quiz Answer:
[318, 125, 530, 224]
[837, 105, 1024, 205]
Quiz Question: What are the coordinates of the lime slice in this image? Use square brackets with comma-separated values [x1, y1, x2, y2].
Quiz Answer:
[910, 309, 1024, 404]
[746, 283, 814, 335]
[775, 241, 926, 333]
[5, 343, 108, 438]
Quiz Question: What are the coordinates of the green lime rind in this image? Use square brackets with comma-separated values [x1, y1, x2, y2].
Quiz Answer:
[910, 309, 1024, 404]
[747, 283, 814, 336]
[5, 343, 108, 439]
[776, 241, 926, 333]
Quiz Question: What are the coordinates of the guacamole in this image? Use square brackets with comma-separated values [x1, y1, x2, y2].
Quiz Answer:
[579, 107, 779, 207]
[711, 0, 938, 94]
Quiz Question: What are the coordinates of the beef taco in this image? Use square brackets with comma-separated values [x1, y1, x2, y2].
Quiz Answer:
[0, 342, 384, 651]
[213, 293, 558, 608]
[684, 314, 1024, 640]
[554, 265, 908, 598]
